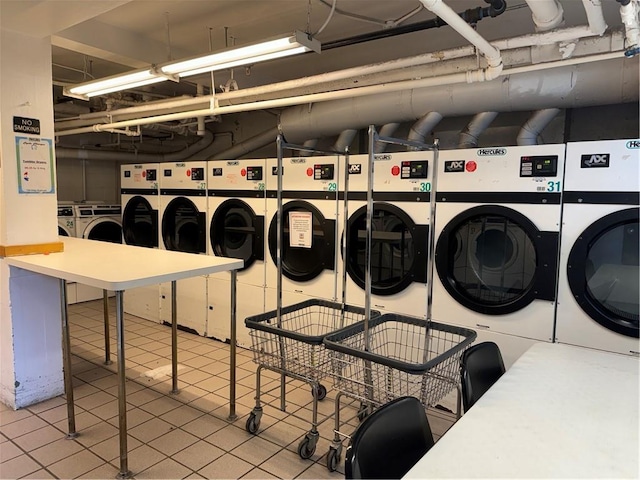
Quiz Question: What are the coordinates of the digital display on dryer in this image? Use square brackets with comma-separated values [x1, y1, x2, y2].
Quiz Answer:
[401, 161, 428, 179]
[314, 164, 334, 180]
[246, 166, 263, 181]
[146, 169, 157, 181]
[519, 155, 558, 177]
[191, 167, 205, 181]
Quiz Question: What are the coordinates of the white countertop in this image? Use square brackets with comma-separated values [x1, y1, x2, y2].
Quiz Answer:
[5, 236, 243, 290]
[404, 342, 640, 479]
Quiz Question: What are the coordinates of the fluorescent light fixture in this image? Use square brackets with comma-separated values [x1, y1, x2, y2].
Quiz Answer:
[161, 31, 320, 78]
[64, 69, 165, 99]
[63, 31, 320, 99]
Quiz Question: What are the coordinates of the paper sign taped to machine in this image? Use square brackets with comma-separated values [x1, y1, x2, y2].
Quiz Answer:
[16, 136, 55, 194]
[289, 211, 312, 248]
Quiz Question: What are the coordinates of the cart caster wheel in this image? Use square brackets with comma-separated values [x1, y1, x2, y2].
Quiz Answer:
[357, 403, 370, 422]
[298, 437, 316, 459]
[245, 413, 260, 434]
[312, 384, 327, 401]
[326, 447, 341, 471]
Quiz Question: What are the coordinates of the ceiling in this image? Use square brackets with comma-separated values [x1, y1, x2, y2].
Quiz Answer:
[1, 0, 629, 95]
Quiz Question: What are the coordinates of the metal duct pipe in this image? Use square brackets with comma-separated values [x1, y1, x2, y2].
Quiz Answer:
[300, 138, 319, 156]
[525, 0, 564, 32]
[211, 127, 278, 160]
[333, 129, 358, 152]
[517, 108, 561, 145]
[618, 0, 640, 55]
[458, 112, 499, 148]
[581, 0, 607, 35]
[196, 84, 206, 136]
[55, 129, 213, 162]
[279, 57, 638, 142]
[407, 112, 444, 145]
[374, 123, 401, 152]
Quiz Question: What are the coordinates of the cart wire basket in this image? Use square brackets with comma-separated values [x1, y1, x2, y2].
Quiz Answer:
[244, 298, 380, 460]
[322, 313, 477, 471]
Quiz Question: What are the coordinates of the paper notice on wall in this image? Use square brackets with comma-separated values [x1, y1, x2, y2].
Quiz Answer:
[16, 136, 55, 194]
[288, 211, 312, 248]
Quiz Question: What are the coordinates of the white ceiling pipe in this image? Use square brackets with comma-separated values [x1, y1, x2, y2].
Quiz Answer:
[374, 123, 401, 153]
[407, 112, 443, 145]
[54, 26, 611, 132]
[279, 54, 636, 142]
[333, 129, 358, 152]
[419, 0, 502, 80]
[55, 129, 213, 162]
[210, 127, 279, 160]
[582, 0, 608, 35]
[517, 108, 561, 145]
[55, 51, 633, 138]
[525, 0, 564, 32]
[458, 112, 499, 148]
[619, 0, 640, 52]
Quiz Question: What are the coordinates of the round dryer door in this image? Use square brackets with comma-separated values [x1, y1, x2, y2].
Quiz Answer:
[162, 197, 206, 253]
[268, 200, 335, 282]
[345, 203, 428, 295]
[123, 196, 158, 248]
[211, 199, 264, 270]
[86, 219, 122, 244]
[58, 226, 69, 236]
[567, 207, 639, 338]
[435, 205, 558, 315]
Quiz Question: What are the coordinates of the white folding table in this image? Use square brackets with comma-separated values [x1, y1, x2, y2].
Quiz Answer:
[404, 342, 640, 479]
[5, 237, 243, 478]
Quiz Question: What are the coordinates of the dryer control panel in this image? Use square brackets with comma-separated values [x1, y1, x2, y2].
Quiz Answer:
[401, 160, 428, 179]
[519, 155, 558, 177]
[190, 167, 205, 181]
[246, 166, 263, 181]
[314, 164, 334, 180]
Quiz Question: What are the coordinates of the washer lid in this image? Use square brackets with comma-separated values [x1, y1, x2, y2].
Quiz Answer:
[435, 205, 559, 315]
[123, 196, 158, 248]
[162, 197, 206, 253]
[268, 200, 336, 282]
[211, 199, 264, 270]
[344, 203, 429, 296]
[567, 207, 639, 338]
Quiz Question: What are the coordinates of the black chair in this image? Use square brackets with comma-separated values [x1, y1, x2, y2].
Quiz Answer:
[461, 341, 506, 411]
[345, 396, 434, 479]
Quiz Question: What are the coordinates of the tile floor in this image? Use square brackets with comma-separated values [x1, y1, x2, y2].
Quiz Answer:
[0, 298, 456, 479]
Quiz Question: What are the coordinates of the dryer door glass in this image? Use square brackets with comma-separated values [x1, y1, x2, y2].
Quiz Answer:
[568, 208, 639, 338]
[58, 226, 69, 236]
[162, 197, 206, 253]
[268, 200, 335, 282]
[87, 220, 123, 244]
[346, 203, 428, 295]
[123, 196, 158, 248]
[211, 199, 264, 270]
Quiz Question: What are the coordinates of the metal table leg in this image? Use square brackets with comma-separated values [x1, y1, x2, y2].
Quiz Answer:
[228, 270, 237, 420]
[171, 280, 179, 395]
[115, 291, 132, 479]
[103, 290, 112, 365]
[60, 279, 78, 439]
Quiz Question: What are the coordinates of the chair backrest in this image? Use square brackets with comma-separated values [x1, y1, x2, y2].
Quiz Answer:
[461, 341, 506, 411]
[345, 396, 435, 480]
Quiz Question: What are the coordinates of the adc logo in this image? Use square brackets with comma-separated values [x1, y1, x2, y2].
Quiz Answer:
[626, 140, 640, 149]
[444, 160, 465, 172]
[477, 148, 507, 156]
[581, 153, 610, 168]
[348, 164, 362, 174]
[212, 168, 223, 176]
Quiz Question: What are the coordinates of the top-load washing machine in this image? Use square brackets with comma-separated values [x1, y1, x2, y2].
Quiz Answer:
[340, 152, 431, 318]
[121, 163, 161, 321]
[57, 204, 76, 237]
[432, 144, 565, 368]
[159, 161, 208, 335]
[207, 159, 265, 345]
[74, 204, 122, 243]
[555, 139, 639, 356]
[265, 155, 341, 310]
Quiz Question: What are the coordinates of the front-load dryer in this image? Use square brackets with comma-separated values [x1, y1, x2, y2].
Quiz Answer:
[265, 155, 341, 310]
[159, 161, 208, 335]
[74, 204, 122, 243]
[57, 204, 77, 237]
[121, 163, 161, 322]
[340, 152, 431, 318]
[432, 144, 565, 368]
[555, 139, 639, 356]
[207, 159, 265, 345]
